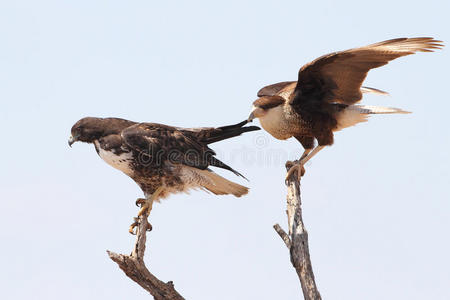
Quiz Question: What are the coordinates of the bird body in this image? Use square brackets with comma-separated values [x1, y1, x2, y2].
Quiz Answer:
[255, 102, 306, 140]
[254, 85, 410, 140]
[69, 117, 259, 232]
[247, 37, 443, 178]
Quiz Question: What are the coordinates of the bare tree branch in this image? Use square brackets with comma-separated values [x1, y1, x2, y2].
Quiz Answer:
[108, 163, 320, 300]
[273, 223, 291, 248]
[107, 213, 185, 300]
[274, 166, 322, 300]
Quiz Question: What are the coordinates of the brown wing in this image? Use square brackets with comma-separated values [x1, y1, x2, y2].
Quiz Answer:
[291, 37, 443, 105]
[121, 123, 246, 178]
[121, 123, 212, 169]
[257, 81, 296, 97]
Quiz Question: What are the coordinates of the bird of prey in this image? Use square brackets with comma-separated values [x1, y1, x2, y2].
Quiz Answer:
[247, 37, 443, 180]
[69, 117, 259, 233]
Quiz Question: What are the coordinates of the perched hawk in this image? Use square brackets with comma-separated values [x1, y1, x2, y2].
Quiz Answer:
[69, 117, 259, 233]
[247, 37, 443, 180]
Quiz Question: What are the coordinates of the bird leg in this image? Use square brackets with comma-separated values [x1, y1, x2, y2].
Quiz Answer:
[129, 187, 164, 234]
[300, 145, 325, 165]
[285, 146, 325, 183]
[299, 148, 312, 161]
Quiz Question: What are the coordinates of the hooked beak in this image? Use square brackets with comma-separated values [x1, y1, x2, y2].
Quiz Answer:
[68, 135, 76, 147]
[247, 111, 255, 123]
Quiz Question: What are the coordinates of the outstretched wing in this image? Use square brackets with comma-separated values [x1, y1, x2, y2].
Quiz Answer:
[121, 123, 247, 178]
[291, 37, 443, 106]
[257, 81, 296, 97]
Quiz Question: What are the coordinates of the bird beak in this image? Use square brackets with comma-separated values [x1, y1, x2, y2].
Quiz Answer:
[247, 112, 255, 123]
[68, 135, 76, 147]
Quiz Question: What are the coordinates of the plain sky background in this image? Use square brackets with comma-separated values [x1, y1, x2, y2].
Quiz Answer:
[1, 1, 449, 299]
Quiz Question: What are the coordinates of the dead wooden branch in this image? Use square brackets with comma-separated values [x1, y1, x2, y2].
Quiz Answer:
[107, 213, 185, 300]
[107, 164, 320, 299]
[274, 166, 322, 300]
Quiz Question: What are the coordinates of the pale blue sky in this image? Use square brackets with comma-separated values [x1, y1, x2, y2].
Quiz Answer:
[1, 1, 449, 299]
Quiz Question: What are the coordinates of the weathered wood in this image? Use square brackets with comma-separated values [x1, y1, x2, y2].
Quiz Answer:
[274, 166, 322, 300]
[108, 214, 185, 300]
[108, 163, 321, 299]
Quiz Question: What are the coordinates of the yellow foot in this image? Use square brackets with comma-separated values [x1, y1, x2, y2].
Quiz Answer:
[128, 197, 154, 234]
[129, 218, 139, 235]
[128, 217, 153, 235]
[285, 160, 305, 183]
[130, 188, 163, 234]
[136, 198, 153, 217]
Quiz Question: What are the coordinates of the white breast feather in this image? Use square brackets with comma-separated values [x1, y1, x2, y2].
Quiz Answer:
[258, 105, 292, 140]
[94, 141, 134, 175]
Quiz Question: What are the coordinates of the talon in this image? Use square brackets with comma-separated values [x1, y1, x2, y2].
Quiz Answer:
[131, 190, 160, 233]
[285, 161, 305, 183]
[129, 217, 139, 235]
[135, 198, 146, 207]
[129, 218, 152, 234]
[285, 160, 297, 169]
[137, 198, 154, 217]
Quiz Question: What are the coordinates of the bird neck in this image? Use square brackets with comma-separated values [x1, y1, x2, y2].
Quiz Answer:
[259, 104, 293, 140]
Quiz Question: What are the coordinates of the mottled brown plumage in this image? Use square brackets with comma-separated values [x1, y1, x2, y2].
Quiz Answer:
[247, 37, 443, 179]
[69, 117, 259, 232]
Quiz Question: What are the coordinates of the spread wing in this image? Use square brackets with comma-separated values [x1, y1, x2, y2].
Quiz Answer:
[121, 123, 246, 178]
[257, 81, 296, 97]
[291, 37, 443, 106]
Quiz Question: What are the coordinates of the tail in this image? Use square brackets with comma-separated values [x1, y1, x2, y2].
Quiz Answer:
[203, 121, 259, 180]
[356, 105, 411, 114]
[208, 156, 248, 180]
[335, 104, 410, 131]
[197, 120, 260, 144]
[186, 167, 249, 197]
[360, 86, 390, 96]
[184, 121, 259, 180]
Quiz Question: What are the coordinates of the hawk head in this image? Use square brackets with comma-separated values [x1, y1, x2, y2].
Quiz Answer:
[69, 117, 105, 146]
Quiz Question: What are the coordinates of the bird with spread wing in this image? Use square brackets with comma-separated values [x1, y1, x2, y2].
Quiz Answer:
[69, 118, 259, 233]
[247, 37, 443, 180]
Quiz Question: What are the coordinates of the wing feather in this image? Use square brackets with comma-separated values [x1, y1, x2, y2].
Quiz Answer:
[292, 37, 443, 105]
[121, 123, 247, 178]
[121, 123, 212, 169]
[257, 81, 297, 97]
